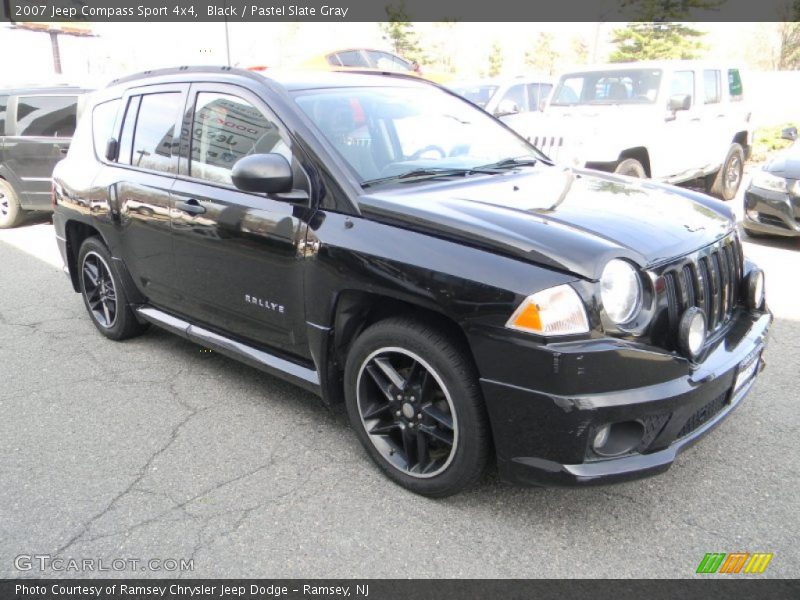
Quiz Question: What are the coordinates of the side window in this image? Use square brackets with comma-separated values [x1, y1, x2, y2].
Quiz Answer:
[728, 69, 743, 101]
[0, 95, 7, 135]
[527, 83, 552, 110]
[336, 50, 369, 68]
[326, 53, 342, 66]
[499, 84, 527, 112]
[129, 93, 182, 173]
[669, 71, 695, 108]
[92, 99, 121, 160]
[703, 70, 721, 104]
[190, 92, 290, 186]
[15, 95, 77, 137]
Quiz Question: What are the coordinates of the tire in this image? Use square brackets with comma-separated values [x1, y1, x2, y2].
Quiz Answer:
[77, 236, 148, 341]
[0, 179, 25, 229]
[706, 143, 744, 201]
[614, 158, 646, 178]
[344, 317, 491, 497]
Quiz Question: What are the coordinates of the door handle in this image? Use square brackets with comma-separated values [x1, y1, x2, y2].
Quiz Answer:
[59, 147, 69, 155]
[176, 198, 206, 215]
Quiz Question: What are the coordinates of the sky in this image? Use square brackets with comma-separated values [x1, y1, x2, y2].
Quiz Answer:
[0, 21, 789, 88]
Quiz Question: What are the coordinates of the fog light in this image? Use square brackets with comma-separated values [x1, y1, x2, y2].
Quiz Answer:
[593, 425, 610, 450]
[592, 421, 644, 457]
[745, 209, 759, 221]
[678, 307, 707, 359]
[746, 269, 765, 310]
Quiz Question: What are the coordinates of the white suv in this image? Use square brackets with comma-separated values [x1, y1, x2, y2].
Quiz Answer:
[537, 61, 751, 200]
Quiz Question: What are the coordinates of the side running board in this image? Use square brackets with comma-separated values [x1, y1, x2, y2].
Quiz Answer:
[136, 306, 321, 395]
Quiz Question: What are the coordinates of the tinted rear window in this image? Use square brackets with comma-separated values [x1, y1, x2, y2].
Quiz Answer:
[92, 99, 121, 159]
[16, 95, 77, 137]
[728, 69, 743, 100]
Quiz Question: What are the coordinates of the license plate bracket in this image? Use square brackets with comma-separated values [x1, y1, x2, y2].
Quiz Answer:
[733, 348, 761, 395]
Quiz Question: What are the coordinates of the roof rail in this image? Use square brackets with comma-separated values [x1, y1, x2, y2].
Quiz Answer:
[108, 64, 262, 87]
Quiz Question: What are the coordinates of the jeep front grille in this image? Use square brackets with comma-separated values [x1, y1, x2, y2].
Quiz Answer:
[531, 135, 565, 162]
[660, 234, 743, 335]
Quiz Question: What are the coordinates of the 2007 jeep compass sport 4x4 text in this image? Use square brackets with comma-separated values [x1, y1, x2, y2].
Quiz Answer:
[53, 67, 771, 497]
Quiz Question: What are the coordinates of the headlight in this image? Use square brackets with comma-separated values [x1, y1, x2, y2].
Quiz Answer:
[506, 284, 589, 336]
[750, 169, 788, 193]
[600, 259, 642, 325]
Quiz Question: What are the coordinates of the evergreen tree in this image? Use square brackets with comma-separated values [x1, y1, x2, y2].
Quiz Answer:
[380, 2, 425, 64]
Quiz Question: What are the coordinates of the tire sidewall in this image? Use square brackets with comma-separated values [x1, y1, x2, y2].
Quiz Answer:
[0, 179, 22, 229]
[615, 158, 646, 178]
[721, 144, 744, 200]
[344, 320, 487, 496]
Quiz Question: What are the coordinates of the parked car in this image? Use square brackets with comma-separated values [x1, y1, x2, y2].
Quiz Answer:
[537, 61, 752, 200]
[53, 67, 770, 497]
[448, 75, 553, 139]
[0, 86, 88, 228]
[743, 126, 800, 238]
[294, 48, 450, 83]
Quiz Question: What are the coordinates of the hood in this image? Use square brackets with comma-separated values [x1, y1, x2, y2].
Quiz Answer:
[764, 142, 800, 179]
[358, 167, 734, 280]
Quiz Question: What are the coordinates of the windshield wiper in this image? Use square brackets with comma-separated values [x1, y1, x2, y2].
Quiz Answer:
[478, 156, 540, 170]
[361, 166, 501, 189]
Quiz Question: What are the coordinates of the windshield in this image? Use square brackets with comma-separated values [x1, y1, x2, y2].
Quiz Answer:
[293, 86, 537, 185]
[551, 69, 662, 106]
[449, 84, 499, 108]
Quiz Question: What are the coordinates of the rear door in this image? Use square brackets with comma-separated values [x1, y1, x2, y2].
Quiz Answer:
[107, 84, 187, 309]
[170, 83, 313, 358]
[4, 94, 77, 209]
[699, 68, 729, 169]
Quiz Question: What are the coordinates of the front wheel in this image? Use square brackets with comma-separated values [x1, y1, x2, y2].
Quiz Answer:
[344, 317, 491, 497]
[706, 143, 744, 201]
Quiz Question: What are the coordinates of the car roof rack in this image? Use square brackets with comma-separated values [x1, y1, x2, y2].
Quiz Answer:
[108, 65, 263, 87]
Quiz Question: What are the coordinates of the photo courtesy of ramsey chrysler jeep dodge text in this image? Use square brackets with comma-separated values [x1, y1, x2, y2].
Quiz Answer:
[52, 67, 771, 497]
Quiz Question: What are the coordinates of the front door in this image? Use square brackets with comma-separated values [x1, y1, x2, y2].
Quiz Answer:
[654, 70, 702, 180]
[170, 84, 313, 359]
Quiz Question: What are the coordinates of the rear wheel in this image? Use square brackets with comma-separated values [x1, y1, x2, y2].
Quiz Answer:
[706, 143, 744, 201]
[0, 179, 25, 229]
[78, 237, 148, 340]
[614, 158, 646, 178]
[344, 317, 490, 497]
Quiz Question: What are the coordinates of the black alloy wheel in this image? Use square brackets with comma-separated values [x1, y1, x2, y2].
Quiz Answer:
[356, 347, 458, 478]
[81, 250, 118, 329]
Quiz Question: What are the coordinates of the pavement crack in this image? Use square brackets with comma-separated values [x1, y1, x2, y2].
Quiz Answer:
[53, 405, 206, 555]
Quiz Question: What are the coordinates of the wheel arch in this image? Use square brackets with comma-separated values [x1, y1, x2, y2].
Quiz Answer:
[64, 220, 144, 305]
[732, 131, 750, 159]
[314, 289, 481, 407]
[618, 147, 652, 177]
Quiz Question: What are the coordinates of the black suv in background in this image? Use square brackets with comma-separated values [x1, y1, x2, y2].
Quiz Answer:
[53, 67, 771, 497]
[0, 86, 87, 228]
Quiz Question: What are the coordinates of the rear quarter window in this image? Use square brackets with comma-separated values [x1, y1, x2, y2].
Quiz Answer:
[728, 69, 743, 101]
[92, 99, 121, 160]
[15, 95, 77, 137]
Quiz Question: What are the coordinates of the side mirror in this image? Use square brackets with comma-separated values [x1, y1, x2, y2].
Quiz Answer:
[231, 153, 293, 195]
[105, 138, 118, 161]
[495, 100, 521, 118]
[781, 126, 798, 142]
[668, 94, 691, 112]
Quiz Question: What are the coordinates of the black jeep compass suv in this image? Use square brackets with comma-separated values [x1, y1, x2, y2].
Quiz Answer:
[52, 67, 771, 496]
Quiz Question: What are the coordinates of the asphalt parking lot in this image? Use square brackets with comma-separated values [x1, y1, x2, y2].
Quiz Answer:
[1, 194, 798, 579]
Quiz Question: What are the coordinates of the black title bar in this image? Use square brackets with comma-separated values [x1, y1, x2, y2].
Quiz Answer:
[0, 0, 798, 22]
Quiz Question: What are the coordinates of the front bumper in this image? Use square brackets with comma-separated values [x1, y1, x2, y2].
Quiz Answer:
[743, 185, 800, 237]
[475, 310, 772, 486]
